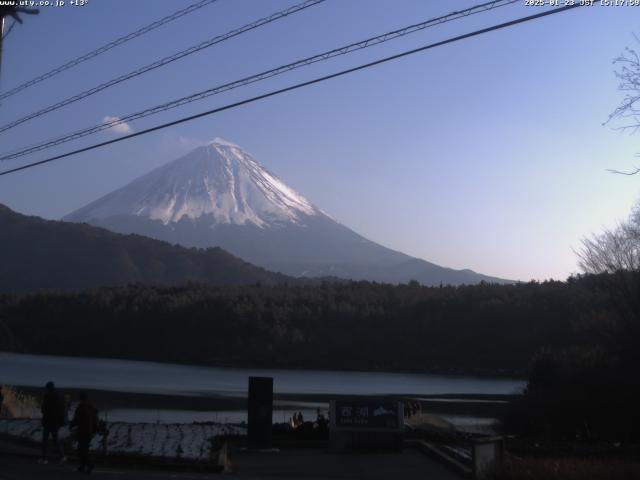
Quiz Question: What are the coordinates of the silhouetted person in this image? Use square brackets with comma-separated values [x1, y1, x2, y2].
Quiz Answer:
[0, 386, 4, 417]
[314, 409, 327, 432]
[40, 381, 66, 464]
[71, 392, 98, 473]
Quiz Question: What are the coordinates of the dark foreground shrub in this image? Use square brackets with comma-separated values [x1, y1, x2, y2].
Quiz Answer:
[494, 456, 640, 480]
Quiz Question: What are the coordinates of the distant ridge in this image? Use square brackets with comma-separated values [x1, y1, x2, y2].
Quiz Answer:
[64, 138, 512, 286]
[0, 204, 290, 293]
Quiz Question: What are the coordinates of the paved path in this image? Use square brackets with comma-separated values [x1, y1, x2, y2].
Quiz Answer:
[0, 453, 462, 480]
[229, 447, 463, 479]
[0, 436, 37, 457]
[0, 438, 220, 479]
[1, 436, 463, 480]
[0, 457, 220, 480]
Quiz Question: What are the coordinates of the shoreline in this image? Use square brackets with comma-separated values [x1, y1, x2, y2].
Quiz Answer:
[9, 385, 516, 420]
[0, 350, 526, 380]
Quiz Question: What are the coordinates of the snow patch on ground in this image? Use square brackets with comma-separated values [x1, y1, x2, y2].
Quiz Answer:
[0, 419, 246, 460]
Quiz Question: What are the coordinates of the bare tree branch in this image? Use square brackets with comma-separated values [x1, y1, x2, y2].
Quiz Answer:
[606, 166, 640, 176]
[578, 203, 640, 274]
[605, 41, 640, 127]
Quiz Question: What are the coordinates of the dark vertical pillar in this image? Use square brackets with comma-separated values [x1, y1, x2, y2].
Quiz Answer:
[248, 376, 273, 449]
[0, 16, 5, 83]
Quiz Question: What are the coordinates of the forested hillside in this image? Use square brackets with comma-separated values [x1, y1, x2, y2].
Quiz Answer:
[0, 276, 617, 375]
[0, 204, 289, 292]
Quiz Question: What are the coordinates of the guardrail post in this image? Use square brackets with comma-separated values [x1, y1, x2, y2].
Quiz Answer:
[472, 436, 503, 479]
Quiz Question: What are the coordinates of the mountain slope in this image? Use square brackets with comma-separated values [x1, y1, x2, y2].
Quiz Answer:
[66, 138, 318, 228]
[64, 139, 511, 285]
[0, 204, 290, 293]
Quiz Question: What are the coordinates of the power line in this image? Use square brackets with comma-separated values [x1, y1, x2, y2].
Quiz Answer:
[0, 0, 519, 161]
[0, 0, 219, 102]
[0, 4, 583, 178]
[0, 0, 326, 135]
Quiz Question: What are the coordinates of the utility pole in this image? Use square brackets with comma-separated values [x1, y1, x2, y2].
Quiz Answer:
[1, 15, 6, 83]
[0, 6, 39, 85]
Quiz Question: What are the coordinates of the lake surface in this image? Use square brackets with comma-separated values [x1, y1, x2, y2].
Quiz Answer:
[0, 352, 525, 397]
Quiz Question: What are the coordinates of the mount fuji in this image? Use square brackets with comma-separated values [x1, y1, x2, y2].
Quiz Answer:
[64, 138, 510, 285]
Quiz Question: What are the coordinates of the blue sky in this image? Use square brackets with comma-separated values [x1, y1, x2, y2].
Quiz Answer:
[0, 0, 638, 281]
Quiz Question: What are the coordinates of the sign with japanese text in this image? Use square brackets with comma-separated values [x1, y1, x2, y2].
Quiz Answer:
[331, 399, 403, 431]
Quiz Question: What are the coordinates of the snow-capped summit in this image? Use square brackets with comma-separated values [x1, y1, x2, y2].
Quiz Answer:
[65, 138, 318, 228]
[208, 137, 241, 148]
[64, 139, 511, 286]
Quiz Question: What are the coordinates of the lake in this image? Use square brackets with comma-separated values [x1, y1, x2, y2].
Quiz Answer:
[1, 352, 524, 428]
[0, 352, 524, 397]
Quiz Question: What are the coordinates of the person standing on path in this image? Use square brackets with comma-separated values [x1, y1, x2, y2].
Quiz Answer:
[40, 381, 66, 464]
[71, 391, 98, 473]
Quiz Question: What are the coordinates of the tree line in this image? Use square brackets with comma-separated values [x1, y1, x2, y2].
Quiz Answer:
[0, 275, 622, 377]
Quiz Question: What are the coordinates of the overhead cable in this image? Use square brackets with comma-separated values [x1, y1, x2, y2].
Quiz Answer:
[0, 0, 220, 101]
[0, 0, 326, 134]
[0, 4, 583, 177]
[0, 0, 518, 161]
